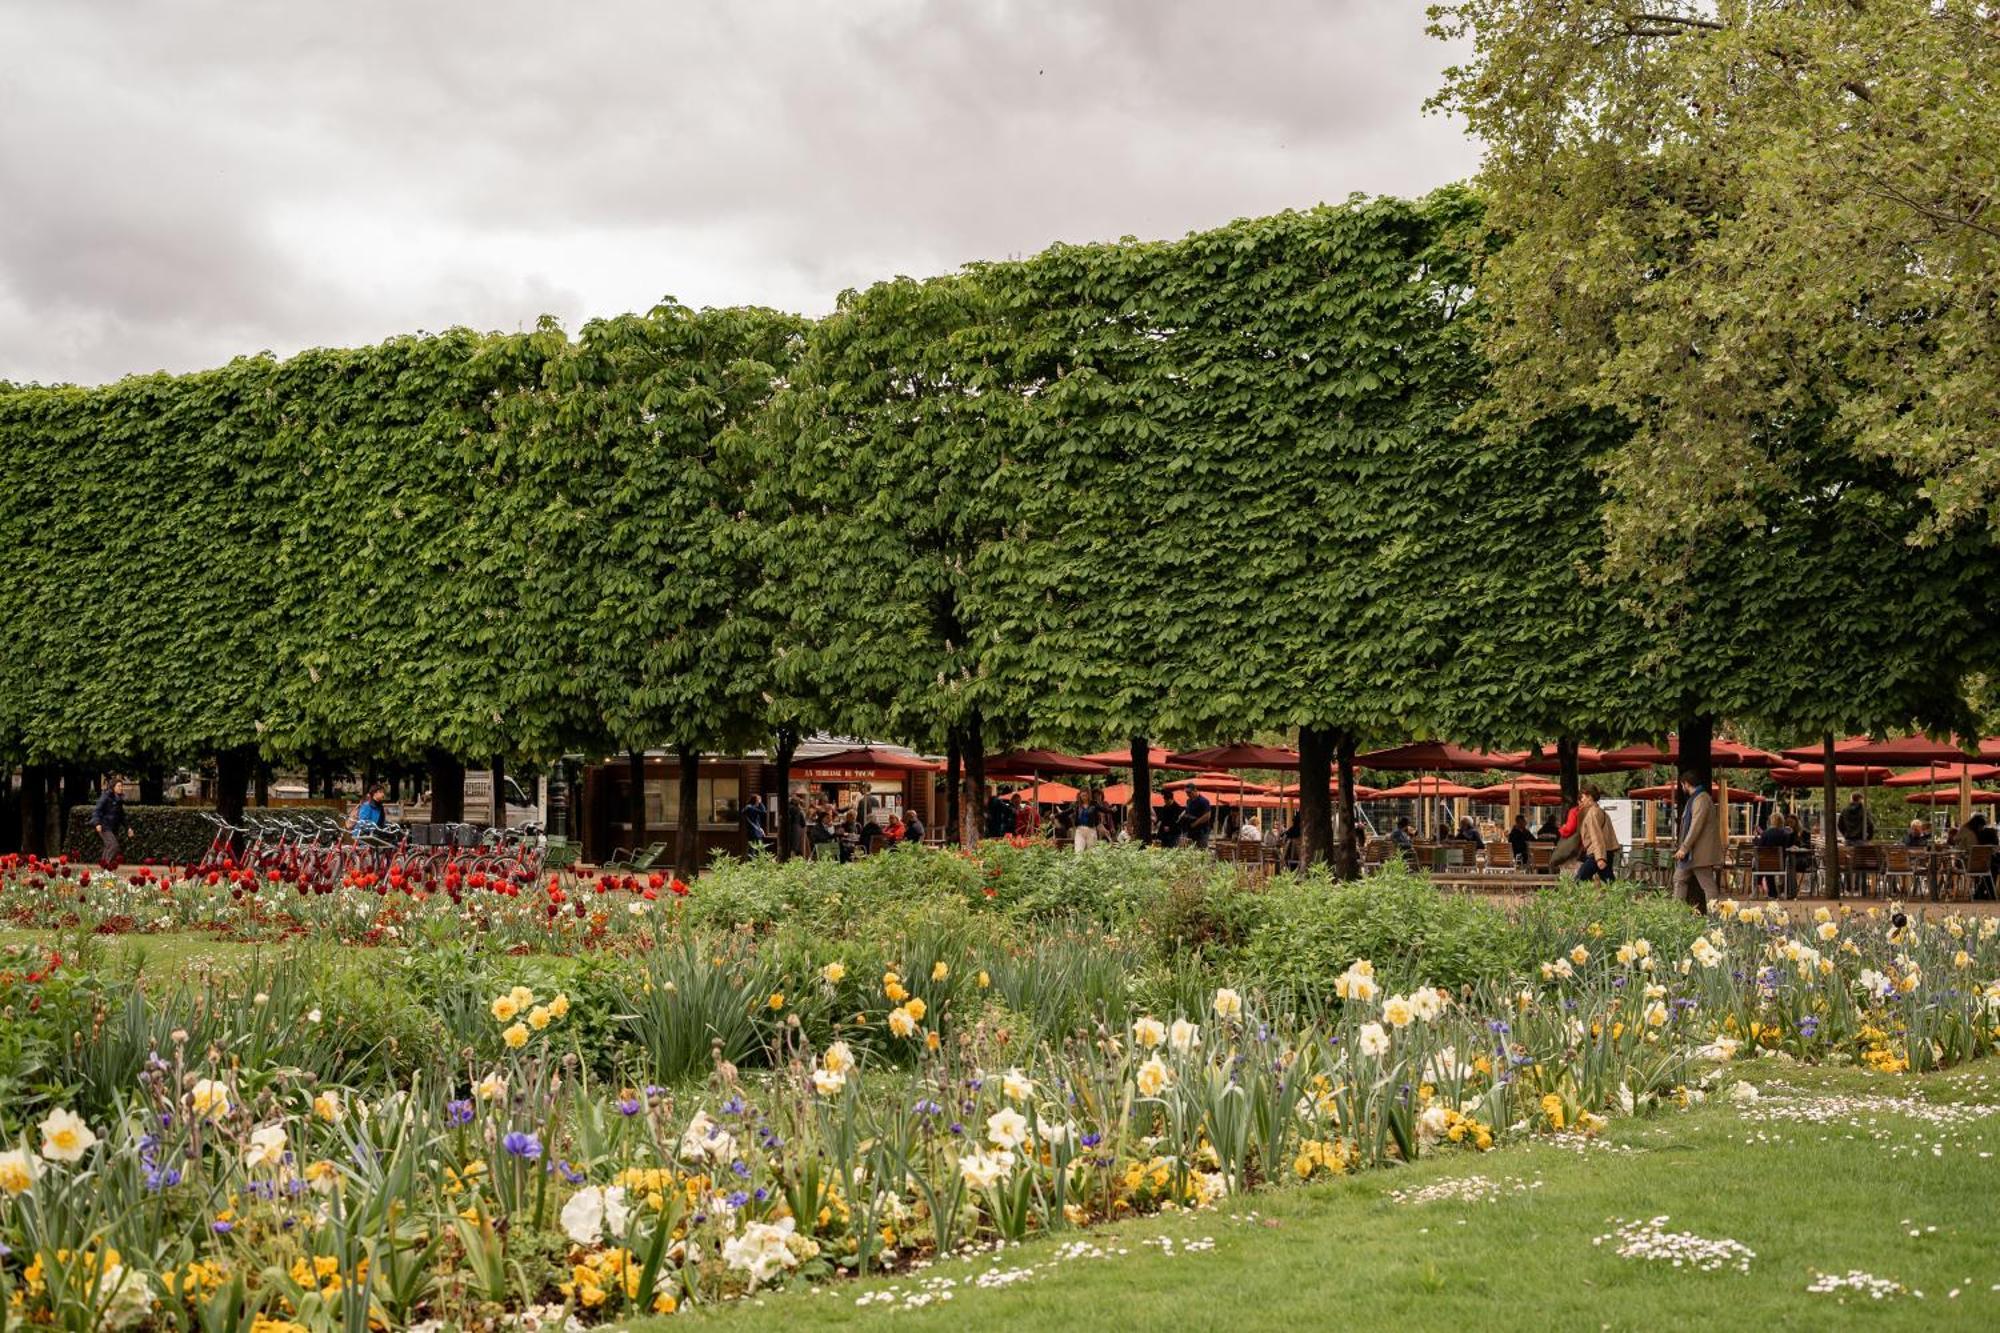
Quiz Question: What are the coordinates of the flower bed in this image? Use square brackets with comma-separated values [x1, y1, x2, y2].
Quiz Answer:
[0, 849, 1997, 1327]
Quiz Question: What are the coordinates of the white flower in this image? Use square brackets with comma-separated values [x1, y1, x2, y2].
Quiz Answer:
[959, 1149, 1014, 1190]
[1417, 1104, 1450, 1145]
[0, 1148, 41, 1195]
[1137, 1056, 1172, 1097]
[1730, 1082, 1760, 1104]
[95, 1262, 157, 1331]
[1690, 938, 1723, 968]
[1169, 1018, 1201, 1053]
[1001, 1069, 1034, 1102]
[307, 1008, 322, 1024]
[1212, 988, 1243, 1020]
[812, 1067, 847, 1095]
[474, 1072, 507, 1101]
[190, 1078, 233, 1119]
[722, 1216, 802, 1289]
[244, 1124, 288, 1169]
[1335, 962, 1378, 1003]
[1357, 1023, 1390, 1058]
[822, 1041, 856, 1075]
[1409, 988, 1444, 1022]
[1381, 995, 1415, 1029]
[987, 1107, 1029, 1150]
[37, 1108, 97, 1163]
[678, 1111, 738, 1164]
[1035, 1117, 1070, 1146]
[559, 1185, 631, 1245]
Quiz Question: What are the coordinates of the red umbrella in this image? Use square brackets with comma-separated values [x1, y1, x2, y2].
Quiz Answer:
[1906, 788, 2000, 806]
[1626, 781, 1752, 801]
[1476, 777, 1564, 800]
[1081, 746, 1176, 769]
[1102, 782, 1164, 808]
[984, 749, 1111, 777]
[1489, 747, 1649, 775]
[1163, 773, 1280, 796]
[791, 746, 944, 773]
[1881, 762, 2000, 787]
[1770, 764, 1894, 788]
[1778, 735, 1971, 764]
[1355, 741, 1509, 770]
[1164, 743, 1301, 770]
[1277, 781, 1384, 800]
[1007, 781, 1080, 804]
[1603, 738, 1787, 768]
[1372, 778, 1487, 800]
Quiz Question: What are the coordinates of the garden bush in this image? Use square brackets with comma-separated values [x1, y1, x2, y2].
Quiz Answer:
[1240, 863, 1520, 1002]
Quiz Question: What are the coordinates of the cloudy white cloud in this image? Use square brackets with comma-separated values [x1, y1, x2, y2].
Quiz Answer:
[0, 0, 1479, 385]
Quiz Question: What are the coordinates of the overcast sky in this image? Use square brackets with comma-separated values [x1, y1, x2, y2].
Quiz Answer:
[0, 0, 1479, 386]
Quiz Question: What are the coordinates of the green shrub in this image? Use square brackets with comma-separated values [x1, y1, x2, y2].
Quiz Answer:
[1510, 879, 1706, 964]
[1241, 863, 1520, 1003]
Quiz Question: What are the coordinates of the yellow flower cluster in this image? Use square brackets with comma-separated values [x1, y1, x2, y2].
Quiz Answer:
[162, 1258, 228, 1301]
[560, 1247, 677, 1314]
[288, 1253, 364, 1299]
[490, 984, 571, 1048]
[1439, 1108, 1494, 1151]
[1293, 1137, 1353, 1180]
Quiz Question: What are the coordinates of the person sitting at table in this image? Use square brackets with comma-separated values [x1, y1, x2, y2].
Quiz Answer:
[1506, 814, 1532, 869]
[857, 814, 885, 856]
[1389, 816, 1416, 861]
[1534, 811, 1561, 841]
[1454, 815, 1483, 848]
[1237, 814, 1263, 843]
[1903, 818, 1930, 847]
[1959, 814, 1999, 901]
[1755, 816, 1796, 897]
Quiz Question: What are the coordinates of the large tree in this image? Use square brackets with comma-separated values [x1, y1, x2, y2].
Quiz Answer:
[548, 301, 803, 877]
[1429, 0, 2000, 555]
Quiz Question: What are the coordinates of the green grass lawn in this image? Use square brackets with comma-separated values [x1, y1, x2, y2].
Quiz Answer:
[0, 925, 272, 971]
[627, 1061, 2000, 1332]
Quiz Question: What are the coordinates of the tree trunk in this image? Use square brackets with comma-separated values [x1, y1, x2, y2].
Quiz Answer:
[427, 749, 465, 825]
[20, 762, 50, 856]
[626, 749, 648, 856]
[253, 760, 270, 808]
[139, 764, 165, 806]
[1557, 736, 1581, 806]
[1821, 733, 1840, 896]
[490, 755, 508, 829]
[1678, 712, 1714, 789]
[1130, 735, 1154, 845]
[963, 712, 986, 847]
[945, 729, 963, 848]
[674, 745, 701, 880]
[216, 747, 253, 832]
[59, 765, 91, 846]
[1297, 725, 1335, 868]
[773, 727, 797, 863]
[1335, 732, 1361, 881]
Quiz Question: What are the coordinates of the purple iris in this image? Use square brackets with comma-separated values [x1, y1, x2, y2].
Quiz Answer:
[556, 1160, 585, 1184]
[617, 1097, 642, 1116]
[446, 1099, 475, 1126]
[502, 1131, 542, 1160]
[725, 1190, 750, 1209]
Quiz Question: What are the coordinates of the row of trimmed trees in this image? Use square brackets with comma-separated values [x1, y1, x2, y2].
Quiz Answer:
[3, 188, 1996, 875]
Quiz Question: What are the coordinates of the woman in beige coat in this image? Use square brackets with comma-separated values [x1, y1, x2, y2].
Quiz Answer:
[1578, 786, 1621, 882]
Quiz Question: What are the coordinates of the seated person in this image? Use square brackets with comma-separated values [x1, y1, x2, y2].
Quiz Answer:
[1534, 812, 1561, 842]
[1506, 815, 1532, 868]
[1454, 815, 1483, 847]
[1902, 819, 1930, 847]
[1237, 815, 1263, 843]
[1389, 816, 1416, 859]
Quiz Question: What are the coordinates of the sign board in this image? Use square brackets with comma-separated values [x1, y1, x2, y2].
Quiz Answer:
[1602, 799, 1636, 847]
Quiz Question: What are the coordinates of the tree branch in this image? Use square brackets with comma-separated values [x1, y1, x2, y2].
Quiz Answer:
[1624, 11, 1726, 32]
[1862, 181, 2000, 244]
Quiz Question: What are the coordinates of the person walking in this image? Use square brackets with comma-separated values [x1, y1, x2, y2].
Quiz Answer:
[91, 775, 128, 869]
[349, 783, 389, 835]
[1577, 786, 1622, 882]
[1072, 796, 1099, 852]
[1674, 771, 1723, 914]
[740, 793, 767, 849]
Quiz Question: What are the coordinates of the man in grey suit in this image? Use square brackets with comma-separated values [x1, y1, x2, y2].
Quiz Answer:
[1674, 769, 1723, 915]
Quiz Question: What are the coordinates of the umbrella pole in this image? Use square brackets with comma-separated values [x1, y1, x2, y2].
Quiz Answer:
[1961, 767, 1973, 828]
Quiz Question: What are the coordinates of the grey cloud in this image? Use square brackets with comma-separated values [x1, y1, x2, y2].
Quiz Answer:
[0, 0, 1478, 385]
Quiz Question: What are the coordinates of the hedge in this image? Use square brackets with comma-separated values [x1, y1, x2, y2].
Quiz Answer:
[60, 806, 343, 865]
